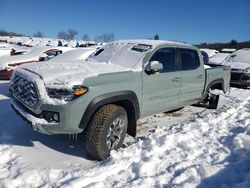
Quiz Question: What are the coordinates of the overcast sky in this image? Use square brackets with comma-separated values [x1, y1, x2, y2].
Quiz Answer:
[0, 0, 249, 44]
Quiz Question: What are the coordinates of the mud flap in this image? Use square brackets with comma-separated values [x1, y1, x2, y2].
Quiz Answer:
[208, 93, 220, 109]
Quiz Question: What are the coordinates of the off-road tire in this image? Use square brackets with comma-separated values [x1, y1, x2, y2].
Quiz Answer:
[86, 104, 128, 160]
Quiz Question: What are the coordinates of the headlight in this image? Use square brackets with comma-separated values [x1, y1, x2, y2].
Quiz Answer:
[244, 68, 250, 75]
[47, 85, 88, 101]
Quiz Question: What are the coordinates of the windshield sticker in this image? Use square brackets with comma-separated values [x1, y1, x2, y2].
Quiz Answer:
[131, 44, 152, 52]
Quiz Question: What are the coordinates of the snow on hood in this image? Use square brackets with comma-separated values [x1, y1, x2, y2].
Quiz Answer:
[209, 53, 230, 65]
[19, 60, 133, 88]
[0, 54, 39, 70]
[221, 61, 250, 70]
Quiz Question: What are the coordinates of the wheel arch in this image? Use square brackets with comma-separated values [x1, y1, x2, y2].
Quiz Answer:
[206, 78, 225, 92]
[79, 90, 140, 137]
[201, 78, 225, 102]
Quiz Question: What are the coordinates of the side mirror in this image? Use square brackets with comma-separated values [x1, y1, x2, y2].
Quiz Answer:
[145, 61, 163, 74]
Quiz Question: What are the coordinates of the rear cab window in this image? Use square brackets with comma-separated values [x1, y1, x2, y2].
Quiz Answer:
[179, 49, 200, 70]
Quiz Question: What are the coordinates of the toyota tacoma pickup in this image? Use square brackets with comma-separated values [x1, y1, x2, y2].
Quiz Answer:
[10, 40, 231, 160]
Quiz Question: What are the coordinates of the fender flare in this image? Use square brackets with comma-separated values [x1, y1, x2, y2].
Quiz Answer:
[201, 78, 225, 102]
[206, 78, 225, 92]
[79, 90, 140, 137]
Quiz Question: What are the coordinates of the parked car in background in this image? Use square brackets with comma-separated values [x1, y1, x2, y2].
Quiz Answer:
[200, 50, 209, 64]
[48, 47, 97, 62]
[0, 43, 28, 58]
[207, 52, 231, 66]
[200, 48, 219, 58]
[10, 40, 231, 160]
[222, 48, 250, 87]
[0, 46, 72, 79]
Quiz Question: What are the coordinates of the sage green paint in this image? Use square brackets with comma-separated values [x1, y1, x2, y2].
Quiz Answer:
[12, 42, 231, 135]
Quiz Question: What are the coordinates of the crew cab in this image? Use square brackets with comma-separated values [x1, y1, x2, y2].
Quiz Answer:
[0, 46, 72, 79]
[10, 40, 231, 160]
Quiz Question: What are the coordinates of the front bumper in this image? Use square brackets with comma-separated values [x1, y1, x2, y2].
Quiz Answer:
[11, 98, 84, 135]
[230, 72, 250, 87]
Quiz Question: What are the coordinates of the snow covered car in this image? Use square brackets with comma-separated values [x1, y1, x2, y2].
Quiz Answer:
[0, 46, 72, 79]
[207, 52, 231, 66]
[200, 48, 219, 58]
[10, 40, 231, 160]
[48, 47, 97, 62]
[222, 48, 250, 87]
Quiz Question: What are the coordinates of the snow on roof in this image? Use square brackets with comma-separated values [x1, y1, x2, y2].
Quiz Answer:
[88, 40, 193, 71]
[227, 48, 250, 64]
[117, 39, 192, 48]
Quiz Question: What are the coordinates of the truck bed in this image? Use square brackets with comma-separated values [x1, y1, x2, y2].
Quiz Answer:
[205, 65, 231, 93]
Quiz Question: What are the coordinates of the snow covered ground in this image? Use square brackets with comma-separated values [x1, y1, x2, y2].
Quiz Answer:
[0, 80, 250, 188]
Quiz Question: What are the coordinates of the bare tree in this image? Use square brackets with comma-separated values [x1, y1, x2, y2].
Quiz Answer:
[96, 33, 114, 43]
[82, 34, 90, 41]
[0, 29, 24, 37]
[67, 28, 78, 40]
[33, 31, 44, 38]
[58, 30, 68, 40]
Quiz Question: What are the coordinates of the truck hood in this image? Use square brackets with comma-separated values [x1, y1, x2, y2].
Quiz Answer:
[19, 60, 132, 88]
[222, 61, 250, 70]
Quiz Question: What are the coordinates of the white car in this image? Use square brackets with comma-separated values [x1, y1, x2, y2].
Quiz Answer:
[208, 53, 231, 66]
[222, 48, 250, 87]
[0, 46, 73, 79]
[48, 47, 97, 62]
[200, 48, 219, 58]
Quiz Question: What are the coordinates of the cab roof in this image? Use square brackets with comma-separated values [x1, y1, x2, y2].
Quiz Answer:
[115, 39, 193, 48]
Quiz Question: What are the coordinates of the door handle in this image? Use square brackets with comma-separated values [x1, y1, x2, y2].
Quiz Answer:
[172, 77, 180, 82]
[197, 75, 203, 79]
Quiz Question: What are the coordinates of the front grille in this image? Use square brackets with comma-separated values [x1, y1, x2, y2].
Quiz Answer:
[12, 74, 39, 107]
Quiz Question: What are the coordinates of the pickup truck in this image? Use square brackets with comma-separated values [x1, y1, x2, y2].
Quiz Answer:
[10, 40, 231, 160]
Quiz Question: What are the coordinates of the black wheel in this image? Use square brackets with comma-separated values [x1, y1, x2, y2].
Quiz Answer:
[208, 94, 220, 109]
[86, 104, 128, 160]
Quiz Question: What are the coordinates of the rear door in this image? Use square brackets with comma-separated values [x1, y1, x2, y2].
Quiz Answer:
[142, 47, 181, 116]
[178, 48, 205, 106]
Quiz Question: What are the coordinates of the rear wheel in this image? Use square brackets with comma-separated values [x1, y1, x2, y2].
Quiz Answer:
[86, 104, 128, 160]
[201, 88, 219, 109]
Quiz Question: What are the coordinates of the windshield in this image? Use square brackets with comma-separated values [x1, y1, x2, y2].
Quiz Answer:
[87, 42, 151, 70]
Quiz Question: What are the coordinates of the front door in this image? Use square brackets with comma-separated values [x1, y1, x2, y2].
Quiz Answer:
[142, 47, 181, 116]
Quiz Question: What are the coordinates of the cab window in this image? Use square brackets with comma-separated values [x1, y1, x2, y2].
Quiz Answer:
[180, 49, 200, 70]
[149, 48, 176, 73]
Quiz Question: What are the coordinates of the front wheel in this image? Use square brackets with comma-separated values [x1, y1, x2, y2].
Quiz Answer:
[86, 104, 128, 160]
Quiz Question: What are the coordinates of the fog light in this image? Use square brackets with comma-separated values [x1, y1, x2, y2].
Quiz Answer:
[53, 113, 59, 122]
[41, 111, 60, 123]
